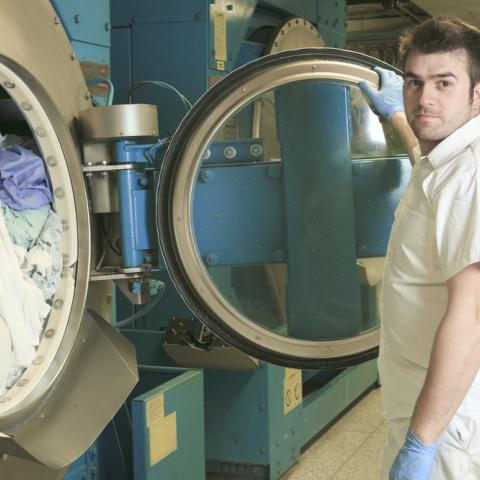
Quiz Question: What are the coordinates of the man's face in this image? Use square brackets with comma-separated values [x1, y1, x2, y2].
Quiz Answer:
[404, 48, 480, 154]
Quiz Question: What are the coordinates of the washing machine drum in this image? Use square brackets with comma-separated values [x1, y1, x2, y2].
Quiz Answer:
[0, 2, 137, 468]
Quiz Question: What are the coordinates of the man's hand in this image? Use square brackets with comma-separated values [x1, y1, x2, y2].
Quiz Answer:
[358, 67, 404, 121]
[389, 430, 436, 480]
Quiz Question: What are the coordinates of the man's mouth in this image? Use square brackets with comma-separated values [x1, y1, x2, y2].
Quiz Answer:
[415, 112, 440, 121]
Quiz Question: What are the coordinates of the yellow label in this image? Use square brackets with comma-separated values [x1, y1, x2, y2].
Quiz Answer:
[213, 7, 227, 63]
[149, 412, 177, 465]
[283, 368, 302, 414]
[216, 60, 225, 71]
[146, 393, 164, 426]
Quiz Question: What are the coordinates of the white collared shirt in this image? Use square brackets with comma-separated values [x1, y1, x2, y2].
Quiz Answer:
[379, 115, 480, 420]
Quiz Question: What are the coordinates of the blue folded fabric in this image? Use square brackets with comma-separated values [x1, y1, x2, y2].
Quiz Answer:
[0, 203, 50, 250]
[0, 145, 52, 210]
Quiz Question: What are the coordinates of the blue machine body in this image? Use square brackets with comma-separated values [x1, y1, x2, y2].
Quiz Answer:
[47, 1, 411, 479]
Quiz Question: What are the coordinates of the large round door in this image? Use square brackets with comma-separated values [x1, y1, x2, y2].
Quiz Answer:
[157, 48, 410, 369]
[0, 1, 137, 469]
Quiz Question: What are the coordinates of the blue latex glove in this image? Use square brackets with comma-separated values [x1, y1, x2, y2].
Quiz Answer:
[389, 430, 437, 480]
[358, 66, 404, 122]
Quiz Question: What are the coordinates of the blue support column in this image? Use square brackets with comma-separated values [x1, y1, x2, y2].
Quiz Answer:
[275, 81, 362, 340]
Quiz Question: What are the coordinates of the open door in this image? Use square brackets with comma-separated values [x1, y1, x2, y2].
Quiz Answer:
[0, 1, 137, 469]
[157, 48, 410, 369]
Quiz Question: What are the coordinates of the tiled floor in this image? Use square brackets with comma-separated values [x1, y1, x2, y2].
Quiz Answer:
[281, 387, 388, 480]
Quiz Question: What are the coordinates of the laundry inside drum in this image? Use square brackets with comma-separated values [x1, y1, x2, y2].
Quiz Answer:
[0, 84, 65, 396]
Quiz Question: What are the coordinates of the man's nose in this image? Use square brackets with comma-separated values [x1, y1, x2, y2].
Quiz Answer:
[418, 84, 435, 106]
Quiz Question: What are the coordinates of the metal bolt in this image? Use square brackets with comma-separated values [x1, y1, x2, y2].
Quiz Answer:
[70, 53, 76, 61]
[32, 355, 44, 365]
[224, 146, 236, 159]
[104, 22, 111, 31]
[21, 102, 32, 111]
[54, 16, 60, 25]
[35, 127, 46, 137]
[267, 165, 282, 179]
[16, 379, 28, 387]
[205, 253, 219, 266]
[53, 299, 64, 309]
[62, 220, 69, 231]
[74, 14, 80, 23]
[46, 156, 57, 167]
[2, 81, 14, 89]
[85, 91, 91, 100]
[138, 175, 149, 187]
[54, 187, 65, 198]
[200, 169, 215, 182]
[45, 329, 56, 338]
[250, 144, 263, 157]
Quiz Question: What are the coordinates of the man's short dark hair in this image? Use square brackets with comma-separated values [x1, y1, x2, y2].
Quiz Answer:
[399, 16, 480, 88]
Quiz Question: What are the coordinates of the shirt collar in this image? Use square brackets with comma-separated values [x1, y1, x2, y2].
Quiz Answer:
[427, 115, 480, 169]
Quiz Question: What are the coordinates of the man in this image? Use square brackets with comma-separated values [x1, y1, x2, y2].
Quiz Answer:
[359, 16, 480, 479]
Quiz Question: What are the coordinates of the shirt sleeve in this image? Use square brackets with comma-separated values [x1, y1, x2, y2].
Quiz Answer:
[431, 167, 480, 280]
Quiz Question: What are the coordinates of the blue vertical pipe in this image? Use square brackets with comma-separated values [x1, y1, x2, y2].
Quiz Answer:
[275, 80, 362, 340]
[115, 141, 144, 267]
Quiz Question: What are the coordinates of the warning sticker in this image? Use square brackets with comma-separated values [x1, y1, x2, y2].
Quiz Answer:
[149, 412, 177, 465]
[283, 368, 302, 415]
[146, 393, 164, 426]
[213, 6, 227, 68]
[146, 393, 178, 466]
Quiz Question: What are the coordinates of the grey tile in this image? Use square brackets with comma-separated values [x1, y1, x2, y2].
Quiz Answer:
[282, 429, 369, 480]
[329, 389, 385, 434]
[281, 388, 388, 480]
[332, 432, 387, 480]
[375, 419, 389, 436]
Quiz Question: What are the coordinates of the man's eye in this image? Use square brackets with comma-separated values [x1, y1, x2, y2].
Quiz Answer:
[440, 81, 450, 87]
[407, 79, 420, 87]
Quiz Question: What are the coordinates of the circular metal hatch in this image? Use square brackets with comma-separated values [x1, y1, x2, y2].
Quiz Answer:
[0, 1, 137, 469]
[157, 48, 405, 369]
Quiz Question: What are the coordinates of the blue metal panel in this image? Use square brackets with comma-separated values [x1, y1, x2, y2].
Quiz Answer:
[110, 0, 207, 25]
[131, 367, 205, 480]
[204, 138, 264, 164]
[275, 81, 362, 340]
[258, 0, 318, 23]
[193, 163, 286, 266]
[71, 40, 110, 65]
[50, 0, 110, 46]
[129, 21, 208, 138]
[203, 364, 274, 465]
[316, 0, 347, 48]
[234, 41, 265, 69]
[353, 157, 411, 257]
[204, 362, 377, 479]
[110, 27, 132, 105]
